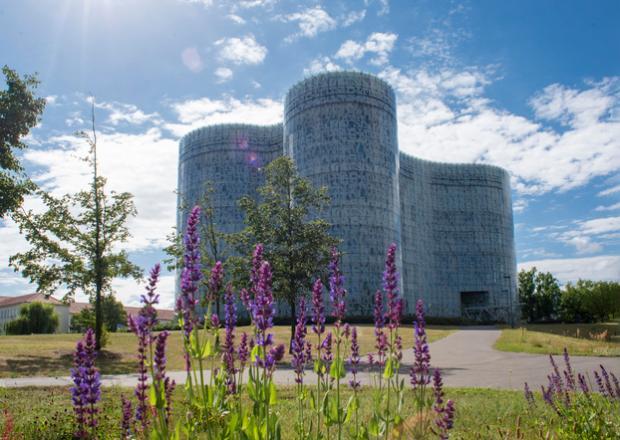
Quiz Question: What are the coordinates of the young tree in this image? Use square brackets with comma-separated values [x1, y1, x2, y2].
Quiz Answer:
[5, 302, 59, 335]
[9, 103, 140, 349]
[228, 156, 339, 344]
[0, 66, 46, 218]
[164, 182, 228, 315]
[518, 267, 561, 322]
[71, 294, 127, 333]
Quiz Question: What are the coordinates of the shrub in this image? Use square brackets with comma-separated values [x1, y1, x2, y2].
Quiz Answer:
[5, 301, 59, 334]
[524, 349, 620, 439]
[559, 280, 620, 323]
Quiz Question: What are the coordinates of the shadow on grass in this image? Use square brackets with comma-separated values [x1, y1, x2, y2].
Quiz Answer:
[4, 350, 137, 377]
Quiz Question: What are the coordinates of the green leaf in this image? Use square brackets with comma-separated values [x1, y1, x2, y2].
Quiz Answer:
[202, 339, 214, 358]
[329, 358, 346, 379]
[383, 358, 394, 379]
[149, 384, 158, 406]
[269, 381, 278, 405]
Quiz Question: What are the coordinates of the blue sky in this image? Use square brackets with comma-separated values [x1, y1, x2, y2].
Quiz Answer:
[1, 0, 619, 307]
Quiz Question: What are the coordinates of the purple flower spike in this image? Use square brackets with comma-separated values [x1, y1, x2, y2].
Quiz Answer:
[292, 297, 309, 384]
[238, 332, 249, 368]
[140, 264, 161, 330]
[223, 284, 237, 391]
[321, 332, 333, 364]
[208, 261, 224, 304]
[329, 247, 346, 324]
[524, 382, 535, 407]
[177, 206, 202, 340]
[383, 243, 400, 329]
[311, 279, 325, 336]
[154, 331, 170, 382]
[70, 328, 101, 439]
[349, 326, 360, 390]
[433, 369, 455, 440]
[410, 299, 431, 389]
[121, 395, 133, 439]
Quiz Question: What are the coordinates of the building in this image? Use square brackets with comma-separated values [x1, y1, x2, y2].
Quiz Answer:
[177, 71, 517, 320]
[0, 293, 176, 334]
[0, 293, 71, 333]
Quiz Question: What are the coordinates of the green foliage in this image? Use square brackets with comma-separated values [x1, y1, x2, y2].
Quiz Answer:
[518, 267, 560, 322]
[228, 157, 339, 325]
[560, 280, 620, 323]
[5, 302, 59, 335]
[0, 65, 46, 218]
[70, 294, 127, 333]
[9, 178, 141, 299]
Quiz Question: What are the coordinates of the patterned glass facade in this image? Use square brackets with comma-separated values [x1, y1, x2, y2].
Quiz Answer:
[177, 72, 517, 319]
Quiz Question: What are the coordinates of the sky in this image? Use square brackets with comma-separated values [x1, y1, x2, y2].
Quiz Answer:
[1, 0, 619, 308]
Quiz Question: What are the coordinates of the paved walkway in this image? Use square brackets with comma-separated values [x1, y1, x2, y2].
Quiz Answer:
[0, 328, 617, 390]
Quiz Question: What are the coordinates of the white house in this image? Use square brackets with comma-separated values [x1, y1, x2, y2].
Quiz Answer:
[0, 293, 71, 333]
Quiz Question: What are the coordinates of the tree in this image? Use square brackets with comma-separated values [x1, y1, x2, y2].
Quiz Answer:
[584, 281, 620, 322]
[5, 302, 59, 335]
[9, 103, 140, 350]
[559, 280, 594, 323]
[71, 294, 127, 333]
[1, 66, 46, 217]
[228, 156, 339, 344]
[164, 182, 228, 315]
[518, 267, 560, 322]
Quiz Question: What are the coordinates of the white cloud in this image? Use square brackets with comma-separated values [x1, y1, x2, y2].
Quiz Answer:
[379, 67, 620, 195]
[551, 216, 620, 254]
[342, 9, 366, 27]
[234, 0, 278, 8]
[595, 202, 620, 212]
[45, 95, 58, 105]
[227, 14, 246, 24]
[96, 101, 161, 126]
[304, 56, 341, 76]
[214, 67, 234, 83]
[513, 199, 528, 213]
[214, 35, 267, 65]
[23, 128, 179, 253]
[179, 0, 213, 6]
[111, 274, 176, 309]
[336, 32, 398, 66]
[181, 47, 204, 73]
[165, 96, 282, 137]
[599, 183, 620, 197]
[518, 255, 620, 283]
[278, 7, 337, 42]
[561, 236, 603, 254]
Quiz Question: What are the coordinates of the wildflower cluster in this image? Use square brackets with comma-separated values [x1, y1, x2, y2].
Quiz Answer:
[68, 206, 458, 440]
[70, 328, 100, 439]
[524, 348, 620, 438]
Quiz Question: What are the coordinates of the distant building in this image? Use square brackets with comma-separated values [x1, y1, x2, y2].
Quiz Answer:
[0, 293, 176, 334]
[177, 71, 517, 321]
[0, 293, 71, 333]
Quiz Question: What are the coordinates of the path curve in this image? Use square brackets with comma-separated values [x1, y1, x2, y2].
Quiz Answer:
[0, 328, 617, 390]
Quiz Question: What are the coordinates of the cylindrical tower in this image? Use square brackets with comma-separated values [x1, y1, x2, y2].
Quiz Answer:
[177, 122, 283, 254]
[284, 72, 402, 316]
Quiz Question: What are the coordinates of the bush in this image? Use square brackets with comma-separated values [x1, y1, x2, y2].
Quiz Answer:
[559, 280, 620, 323]
[70, 294, 127, 333]
[5, 302, 59, 334]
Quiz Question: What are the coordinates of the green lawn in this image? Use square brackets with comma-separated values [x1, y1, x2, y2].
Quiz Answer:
[0, 325, 455, 378]
[0, 386, 548, 439]
[494, 321, 620, 356]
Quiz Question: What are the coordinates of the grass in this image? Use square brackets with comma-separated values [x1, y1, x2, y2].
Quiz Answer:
[0, 386, 550, 439]
[0, 324, 455, 378]
[494, 321, 620, 356]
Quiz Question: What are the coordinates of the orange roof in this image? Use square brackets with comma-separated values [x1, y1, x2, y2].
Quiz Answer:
[69, 302, 176, 322]
[0, 293, 65, 308]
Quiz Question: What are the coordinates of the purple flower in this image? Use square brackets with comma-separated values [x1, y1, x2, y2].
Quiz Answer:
[252, 261, 275, 340]
[210, 313, 220, 328]
[562, 348, 576, 391]
[410, 300, 431, 389]
[207, 261, 224, 304]
[432, 369, 455, 440]
[70, 328, 101, 439]
[383, 243, 400, 329]
[291, 297, 309, 384]
[594, 371, 607, 397]
[311, 279, 325, 336]
[578, 373, 590, 395]
[121, 395, 133, 439]
[177, 206, 202, 341]
[373, 290, 384, 331]
[611, 372, 620, 399]
[524, 382, 535, 407]
[238, 332, 249, 368]
[349, 326, 360, 390]
[599, 365, 616, 399]
[223, 284, 237, 391]
[127, 314, 149, 427]
[329, 247, 346, 324]
[154, 331, 170, 382]
[370, 290, 387, 367]
[321, 332, 333, 364]
[140, 264, 160, 330]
